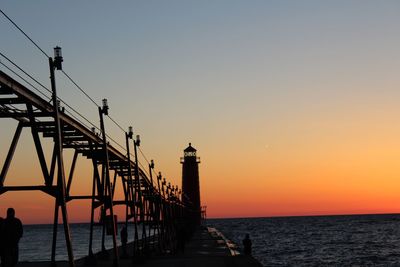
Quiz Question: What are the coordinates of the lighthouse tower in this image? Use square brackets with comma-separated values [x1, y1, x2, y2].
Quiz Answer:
[181, 143, 201, 226]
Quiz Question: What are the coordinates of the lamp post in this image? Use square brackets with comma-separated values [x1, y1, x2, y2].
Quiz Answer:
[148, 159, 157, 241]
[125, 126, 139, 255]
[98, 98, 119, 267]
[48, 46, 75, 267]
[133, 133, 147, 252]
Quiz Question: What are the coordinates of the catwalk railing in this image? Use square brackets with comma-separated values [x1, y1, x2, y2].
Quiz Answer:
[0, 70, 193, 267]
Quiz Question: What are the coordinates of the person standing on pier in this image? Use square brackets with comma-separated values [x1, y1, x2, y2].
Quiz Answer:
[242, 234, 252, 255]
[2, 208, 23, 267]
[120, 225, 128, 257]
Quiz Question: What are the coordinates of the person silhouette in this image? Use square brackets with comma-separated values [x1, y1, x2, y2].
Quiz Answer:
[242, 233, 252, 255]
[2, 208, 23, 267]
[120, 225, 128, 257]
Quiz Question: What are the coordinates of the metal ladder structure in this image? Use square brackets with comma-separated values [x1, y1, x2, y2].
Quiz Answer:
[0, 69, 185, 267]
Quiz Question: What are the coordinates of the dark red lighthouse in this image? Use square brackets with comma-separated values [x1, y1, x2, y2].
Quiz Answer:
[181, 143, 201, 226]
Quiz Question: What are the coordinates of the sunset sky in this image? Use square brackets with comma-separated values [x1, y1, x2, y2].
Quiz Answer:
[1, 1, 400, 224]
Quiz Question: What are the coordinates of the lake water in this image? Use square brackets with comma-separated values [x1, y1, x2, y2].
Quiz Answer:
[18, 214, 400, 266]
[208, 214, 400, 266]
[19, 223, 139, 262]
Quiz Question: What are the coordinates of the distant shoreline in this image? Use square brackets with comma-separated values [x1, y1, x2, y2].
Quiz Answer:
[23, 212, 400, 225]
[208, 212, 400, 220]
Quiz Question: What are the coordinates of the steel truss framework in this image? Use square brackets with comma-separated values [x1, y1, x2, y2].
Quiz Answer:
[0, 70, 187, 267]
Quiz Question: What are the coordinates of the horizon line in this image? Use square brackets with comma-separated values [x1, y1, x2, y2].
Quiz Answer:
[23, 212, 400, 225]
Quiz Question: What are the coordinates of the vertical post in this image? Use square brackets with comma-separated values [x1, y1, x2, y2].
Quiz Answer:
[156, 172, 164, 251]
[98, 103, 119, 267]
[159, 175, 167, 250]
[165, 182, 172, 251]
[88, 141, 101, 263]
[50, 199, 59, 265]
[125, 129, 140, 256]
[101, 164, 107, 252]
[88, 167, 96, 258]
[49, 55, 75, 267]
[133, 136, 147, 253]
[148, 161, 157, 250]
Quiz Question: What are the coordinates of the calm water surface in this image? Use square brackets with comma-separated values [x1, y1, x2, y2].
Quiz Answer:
[208, 214, 400, 266]
[20, 223, 138, 261]
[20, 214, 400, 266]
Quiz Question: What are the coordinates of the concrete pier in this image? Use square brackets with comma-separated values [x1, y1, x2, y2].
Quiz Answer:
[18, 227, 262, 267]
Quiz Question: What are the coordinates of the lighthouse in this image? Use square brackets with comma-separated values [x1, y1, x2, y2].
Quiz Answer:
[181, 143, 201, 226]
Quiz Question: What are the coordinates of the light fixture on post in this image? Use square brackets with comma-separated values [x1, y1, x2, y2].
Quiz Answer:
[101, 99, 109, 115]
[54, 46, 63, 70]
[127, 126, 133, 139]
[135, 135, 141, 146]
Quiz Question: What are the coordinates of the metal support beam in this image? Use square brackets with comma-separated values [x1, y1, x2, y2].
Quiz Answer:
[0, 121, 23, 186]
[27, 104, 51, 185]
[66, 150, 78, 195]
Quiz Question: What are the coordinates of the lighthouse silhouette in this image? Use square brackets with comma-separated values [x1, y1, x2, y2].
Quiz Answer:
[181, 143, 201, 227]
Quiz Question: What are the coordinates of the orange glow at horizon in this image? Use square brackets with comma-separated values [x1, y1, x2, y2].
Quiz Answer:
[2, 103, 400, 225]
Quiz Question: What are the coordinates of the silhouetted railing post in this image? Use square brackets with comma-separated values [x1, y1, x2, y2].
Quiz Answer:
[48, 47, 75, 267]
[156, 172, 165, 251]
[98, 99, 119, 267]
[133, 134, 147, 254]
[88, 140, 100, 261]
[148, 160, 159, 251]
[161, 177, 168, 250]
[125, 127, 140, 256]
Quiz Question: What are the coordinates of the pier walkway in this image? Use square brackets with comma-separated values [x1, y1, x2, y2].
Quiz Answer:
[18, 227, 262, 267]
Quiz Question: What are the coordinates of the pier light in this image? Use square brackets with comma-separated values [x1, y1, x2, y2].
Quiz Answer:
[91, 127, 96, 133]
[162, 178, 166, 185]
[158, 172, 162, 179]
[150, 159, 154, 169]
[127, 126, 133, 139]
[54, 46, 62, 58]
[102, 99, 109, 115]
[53, 46, 63, 70]
[136, 135, 141, 146]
